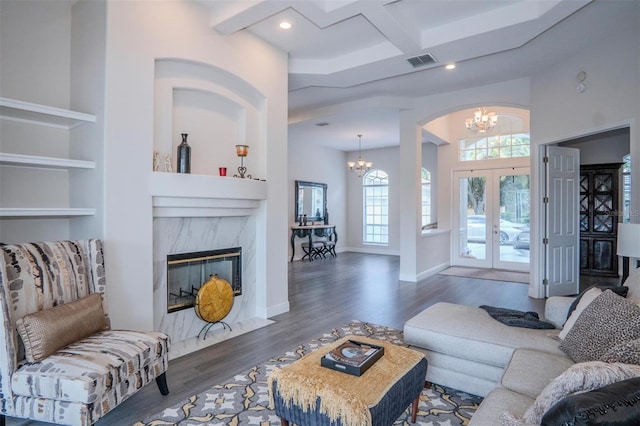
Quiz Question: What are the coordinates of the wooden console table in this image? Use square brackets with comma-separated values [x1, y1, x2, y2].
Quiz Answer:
[290, 224, 337, 262]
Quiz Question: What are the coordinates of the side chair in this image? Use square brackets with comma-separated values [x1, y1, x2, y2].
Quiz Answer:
[0, 239, 170, 426]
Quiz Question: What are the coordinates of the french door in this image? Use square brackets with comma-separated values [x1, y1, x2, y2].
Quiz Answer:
[453, 167, 531, 271]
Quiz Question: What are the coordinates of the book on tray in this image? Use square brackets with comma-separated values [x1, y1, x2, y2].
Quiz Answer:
[320, 339, 384, 376]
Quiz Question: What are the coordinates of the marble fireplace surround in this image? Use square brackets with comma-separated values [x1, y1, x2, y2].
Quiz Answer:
[151, 173, 271, 359]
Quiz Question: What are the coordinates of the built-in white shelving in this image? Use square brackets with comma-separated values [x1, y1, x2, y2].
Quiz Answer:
[0, 97, 96, 129]
[0, 153, 95, 169]
[0, 98, 98, 221]
[0, 208, 96, 218]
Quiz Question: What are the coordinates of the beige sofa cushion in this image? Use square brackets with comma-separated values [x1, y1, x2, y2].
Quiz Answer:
[404, 302, 564, 369]
[16, 293, 107, 362]
[500, 349, 574, 399]
[469, 387, 533, 426]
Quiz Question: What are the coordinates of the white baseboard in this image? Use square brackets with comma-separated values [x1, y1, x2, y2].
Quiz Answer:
[259, 301, 290, 318]
[341, 247, 401, 256]
[416, 262, 450, 281]
[399, 262, 450, 282]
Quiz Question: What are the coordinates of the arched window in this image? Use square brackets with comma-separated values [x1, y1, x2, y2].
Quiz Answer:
[363, 169, 389, 244]
[421, 168, 432, 228]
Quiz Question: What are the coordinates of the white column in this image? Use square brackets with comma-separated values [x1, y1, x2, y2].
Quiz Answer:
[399, 111, 421, 281]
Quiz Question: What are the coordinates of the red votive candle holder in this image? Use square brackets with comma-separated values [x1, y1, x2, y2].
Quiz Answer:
[219, 167, 227, 176]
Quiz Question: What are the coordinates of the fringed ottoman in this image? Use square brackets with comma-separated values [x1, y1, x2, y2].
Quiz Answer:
[268, 336, 427, 426]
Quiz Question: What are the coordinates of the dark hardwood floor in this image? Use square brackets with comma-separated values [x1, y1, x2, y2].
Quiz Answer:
[9, 253, 544, 425]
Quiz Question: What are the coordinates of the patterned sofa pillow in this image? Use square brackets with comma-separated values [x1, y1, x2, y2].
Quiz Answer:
[565, 284, 628, 322]
[559, 290, 640, 363]
[559, 287, 601, 340]
[16, 293, 107, 362]
[600, 338, 640, 364]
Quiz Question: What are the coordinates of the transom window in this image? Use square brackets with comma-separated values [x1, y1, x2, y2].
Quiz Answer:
[363, 169, 389, 245]
[459, 133, 530, 161]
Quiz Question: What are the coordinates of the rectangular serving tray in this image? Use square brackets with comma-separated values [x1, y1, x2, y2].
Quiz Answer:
[320, 339, 384, 376]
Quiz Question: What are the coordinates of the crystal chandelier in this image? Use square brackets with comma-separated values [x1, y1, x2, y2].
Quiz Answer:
[465, 107, 498, 133]
[347, 134, 372, 177]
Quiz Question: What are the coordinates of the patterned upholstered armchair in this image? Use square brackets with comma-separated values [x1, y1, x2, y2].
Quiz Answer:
[0, 239, 169, 426]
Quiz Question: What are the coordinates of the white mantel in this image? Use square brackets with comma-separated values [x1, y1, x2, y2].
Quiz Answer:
[150, 171, 267, 217]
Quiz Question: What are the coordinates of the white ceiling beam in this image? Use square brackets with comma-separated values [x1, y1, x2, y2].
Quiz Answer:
[360, 4, 421, 53]
[206, 0, 288, 35]
[420, 0, 589, 49]
[289, 95, 414, 125]
[289, 42, 400, 75]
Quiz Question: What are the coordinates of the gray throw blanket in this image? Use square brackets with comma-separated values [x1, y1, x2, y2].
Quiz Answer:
[479, 305, 556, 329]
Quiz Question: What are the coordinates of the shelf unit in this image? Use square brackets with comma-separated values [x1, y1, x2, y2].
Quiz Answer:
[0, 208, 96, 218]
[0, 98, 97, 221]
[0, 97, 96, 129]
[0, 152, 95, 169]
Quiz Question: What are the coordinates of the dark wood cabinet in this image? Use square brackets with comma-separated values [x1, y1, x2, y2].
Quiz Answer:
[579, 163, 623, 277]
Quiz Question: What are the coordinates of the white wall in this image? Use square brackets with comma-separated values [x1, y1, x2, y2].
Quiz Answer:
[530, 10, 640, 297]
[399, 78, 532, 281]
[422, 142, 438, 224]
[0, 1, 71, 106]
[559, 129, 630, 166]
[70, 0, 106, 240]
[103, 0, 288, 329]
[288, 142, 346, 260]
[0, 1, 73, 242]
[396, 3, 639, 290]
[287, 140, 438, 262]
[345, 145, 401, 255]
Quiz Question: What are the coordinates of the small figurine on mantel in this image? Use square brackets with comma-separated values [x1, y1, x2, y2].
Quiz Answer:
[153, 152, 160, 171]
[164, 154, 173, 173]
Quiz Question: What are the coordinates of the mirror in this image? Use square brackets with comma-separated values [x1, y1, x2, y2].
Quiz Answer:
[295, 180, 327, 222]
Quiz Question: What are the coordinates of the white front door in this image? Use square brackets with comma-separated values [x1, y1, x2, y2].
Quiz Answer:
[453, 168, 531, 271]
[544, 146, 580, 296]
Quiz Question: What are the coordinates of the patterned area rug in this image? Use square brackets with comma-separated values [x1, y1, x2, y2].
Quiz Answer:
[135, 320, 482, 425]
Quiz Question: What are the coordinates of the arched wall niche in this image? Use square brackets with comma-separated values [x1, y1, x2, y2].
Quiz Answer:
[154, 58, 266, 178]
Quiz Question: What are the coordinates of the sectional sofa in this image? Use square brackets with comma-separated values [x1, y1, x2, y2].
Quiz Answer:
[404, 267, 640, 425]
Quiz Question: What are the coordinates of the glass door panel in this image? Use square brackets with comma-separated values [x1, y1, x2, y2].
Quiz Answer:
[495, 170, 530, 270]
[453, 168, 530, 271]
[454, 171, 491, 268]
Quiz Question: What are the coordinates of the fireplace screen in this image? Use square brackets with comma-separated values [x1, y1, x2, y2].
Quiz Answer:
[167, 247, 242, 313]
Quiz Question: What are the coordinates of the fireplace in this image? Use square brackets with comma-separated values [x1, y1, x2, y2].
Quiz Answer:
[167, 247, 242, 313]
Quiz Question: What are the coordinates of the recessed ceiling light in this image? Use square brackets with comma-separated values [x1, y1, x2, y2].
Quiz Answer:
[279, 21, 292, 30]
[445, 63, 456, 70]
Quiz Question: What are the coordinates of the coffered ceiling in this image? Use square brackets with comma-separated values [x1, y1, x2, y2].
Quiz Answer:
[198, 0, 633, 151]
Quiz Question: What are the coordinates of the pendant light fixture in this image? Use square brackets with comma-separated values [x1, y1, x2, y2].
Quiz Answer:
[347, 134, 372, 177]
